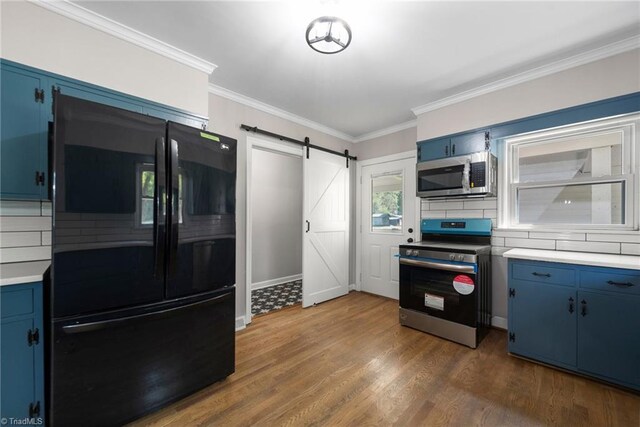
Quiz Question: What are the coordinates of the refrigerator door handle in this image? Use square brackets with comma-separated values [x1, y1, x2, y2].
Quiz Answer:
[168, 138, 180, 277]
[154, 137, 166, 279]
[61, 291, 232, 334]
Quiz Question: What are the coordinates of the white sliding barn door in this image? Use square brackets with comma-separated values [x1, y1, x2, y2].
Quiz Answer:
[302, 149, 350, 307]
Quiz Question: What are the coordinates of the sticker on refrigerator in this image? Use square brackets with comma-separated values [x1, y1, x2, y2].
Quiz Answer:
[425, 293, 444, 311]
[453, 274, 475, 295]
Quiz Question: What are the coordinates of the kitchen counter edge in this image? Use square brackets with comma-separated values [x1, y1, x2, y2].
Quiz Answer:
[0, 260, 50, 286]
[502, 248, 640, 270]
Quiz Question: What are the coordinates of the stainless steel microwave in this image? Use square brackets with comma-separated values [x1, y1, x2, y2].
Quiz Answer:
[416, 151, 497, 198]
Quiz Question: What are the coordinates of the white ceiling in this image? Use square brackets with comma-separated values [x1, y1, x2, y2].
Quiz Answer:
[75, 1, 640, 139]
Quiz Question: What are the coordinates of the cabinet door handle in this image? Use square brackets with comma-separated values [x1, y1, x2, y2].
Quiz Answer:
[445, 145, 449, 156]
[532, 272, 551, 278]
[607, 280, 635, 287]
[568, 297, 574, 314]
[452, 144, 456, 155]
[580, 299, 587, 317]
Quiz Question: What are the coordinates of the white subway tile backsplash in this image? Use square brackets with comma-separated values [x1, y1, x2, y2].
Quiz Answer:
[0, 246, 51, 263]
[621, 243, 640, 255]
[41, 202, 52, 216]
[0, 201, 41, 216]
[422, 210, 446, 219]
[463, 200, 497, 210]
[556, 240, 620, 254]
[492, 230, 528, 238]
[42, 231, 52, 246]
[505, 237, 556, 250]
[483, 209, 497, 219]
[491, 237, 505, 247]
[587, 233, 640, 244]
[446, 210, 483, 218]
[428, 201, 463, 210]
[529, 232, 586, 241]
[0, 216, 52, 232]
[0, 232, 42, 248]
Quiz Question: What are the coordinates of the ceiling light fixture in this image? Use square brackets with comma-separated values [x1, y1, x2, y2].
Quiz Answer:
[306, 16, 352, 54]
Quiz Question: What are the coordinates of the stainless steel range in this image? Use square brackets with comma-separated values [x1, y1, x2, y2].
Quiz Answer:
[399, 218, 492, 348]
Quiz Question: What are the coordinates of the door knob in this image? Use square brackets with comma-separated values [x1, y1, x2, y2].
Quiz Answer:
[408, 228, 413, 233]
[407, 237, 414, 243]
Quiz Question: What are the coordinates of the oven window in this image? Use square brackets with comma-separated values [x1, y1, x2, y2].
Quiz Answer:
[371, 171, 403, 232]
[418, 165, 464, 192]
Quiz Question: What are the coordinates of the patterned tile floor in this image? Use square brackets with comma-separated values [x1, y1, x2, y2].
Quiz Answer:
[251, 280, 302, 316]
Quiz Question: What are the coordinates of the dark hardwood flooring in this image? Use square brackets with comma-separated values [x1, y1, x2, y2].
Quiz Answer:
[130, 292, 639, 427]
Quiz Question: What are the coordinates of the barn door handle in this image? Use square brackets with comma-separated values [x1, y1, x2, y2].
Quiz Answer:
[305, 220, 310, 233]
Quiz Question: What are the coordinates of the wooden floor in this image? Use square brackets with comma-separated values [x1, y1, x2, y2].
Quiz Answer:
[130, 292, 640, 427]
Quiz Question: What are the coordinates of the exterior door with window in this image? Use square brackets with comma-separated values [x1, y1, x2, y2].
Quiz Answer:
[362, 157, 416, 300]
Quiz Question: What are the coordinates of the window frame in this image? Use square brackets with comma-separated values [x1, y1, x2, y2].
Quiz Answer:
[498, 113, 639, 231]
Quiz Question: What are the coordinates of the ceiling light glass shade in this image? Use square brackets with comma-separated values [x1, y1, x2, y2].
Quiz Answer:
[306, 16, 352, 54]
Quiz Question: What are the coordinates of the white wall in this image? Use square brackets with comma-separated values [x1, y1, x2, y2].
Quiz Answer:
[352, 127, 417, 161]
[251, 149, 303, 285]
[0, 1, 209, 115]
[416, 49, 640, 140]
[208, 93, 357, 324]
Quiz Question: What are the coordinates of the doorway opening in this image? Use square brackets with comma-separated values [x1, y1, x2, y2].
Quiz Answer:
[247, 136, 303, 318]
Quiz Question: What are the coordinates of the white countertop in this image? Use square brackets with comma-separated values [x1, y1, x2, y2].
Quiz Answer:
[503, 248, 640, 270]
[0, 261, 50, 286]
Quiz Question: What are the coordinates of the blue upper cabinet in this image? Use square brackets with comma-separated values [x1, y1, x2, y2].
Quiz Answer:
[450, 130, 489, 156]
[418, 137, 450, 161]
[417, 129, 490, 162]
[0, 59, 208, 201]
[0, 66, 49, 200]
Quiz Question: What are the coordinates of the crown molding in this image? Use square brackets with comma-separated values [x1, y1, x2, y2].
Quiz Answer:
[32, 0, 217, 74]
[208, 84, 355, 142]
[352, 120, 416, 143]
[411, 35, 640, 116]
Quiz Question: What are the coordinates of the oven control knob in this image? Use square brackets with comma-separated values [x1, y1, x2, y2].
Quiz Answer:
[411, 250, 419, 256]
[456, 254, 465, 262]
[449, 254, 456, 261]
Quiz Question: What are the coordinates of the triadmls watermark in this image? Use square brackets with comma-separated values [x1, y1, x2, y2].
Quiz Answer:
[1, 417, 44, 426]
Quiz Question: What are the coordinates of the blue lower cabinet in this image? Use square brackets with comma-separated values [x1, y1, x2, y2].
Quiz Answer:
[0, 282, 45, 424]
[577, 290, 640, 388]
[508, 280, 576, 368]
[508, 259, 640, 391]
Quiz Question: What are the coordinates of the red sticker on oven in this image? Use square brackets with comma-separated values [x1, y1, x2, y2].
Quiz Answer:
[453, 274, 475, 295]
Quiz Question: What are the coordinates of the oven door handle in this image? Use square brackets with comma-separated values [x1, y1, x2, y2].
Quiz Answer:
[400, 258, 475, 273]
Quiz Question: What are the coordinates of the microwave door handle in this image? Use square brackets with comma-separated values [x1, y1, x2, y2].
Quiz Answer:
[400, 258, 475, 274]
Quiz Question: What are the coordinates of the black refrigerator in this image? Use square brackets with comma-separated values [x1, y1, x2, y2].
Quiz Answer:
[47, 95, 236, 426]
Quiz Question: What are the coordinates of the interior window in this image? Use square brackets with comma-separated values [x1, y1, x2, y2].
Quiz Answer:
[500, 114, 638, 230]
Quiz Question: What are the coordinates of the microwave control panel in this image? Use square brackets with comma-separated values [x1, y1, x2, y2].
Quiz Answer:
[469, 162, 486, 188]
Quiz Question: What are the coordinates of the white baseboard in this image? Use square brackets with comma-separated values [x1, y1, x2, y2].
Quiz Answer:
[348, 283, 356, 291]
[235, 316, 246, 332]
[491, 316, 508, 330]
[251, 274, 302, 291]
